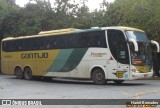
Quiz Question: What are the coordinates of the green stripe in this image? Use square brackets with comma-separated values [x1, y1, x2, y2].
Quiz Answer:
[48, 48, 88, 72]
[59, 48, 88, 72]
[47, 49, 73, 72]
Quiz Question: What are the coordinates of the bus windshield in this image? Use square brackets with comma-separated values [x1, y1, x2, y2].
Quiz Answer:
[126, 31, 148, 42]
[126, 31, 152, 71]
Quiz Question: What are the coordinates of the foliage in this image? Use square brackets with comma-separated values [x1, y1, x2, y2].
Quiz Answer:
[0, 0, 19, 38]
[0, 0, 160, 43]
[106, 0, 160, 42]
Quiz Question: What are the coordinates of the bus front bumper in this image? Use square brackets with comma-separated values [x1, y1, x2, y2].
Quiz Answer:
[130, 72, 153, 80]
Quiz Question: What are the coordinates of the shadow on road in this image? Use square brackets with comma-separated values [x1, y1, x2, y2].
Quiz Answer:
[6, 75, 148, 86]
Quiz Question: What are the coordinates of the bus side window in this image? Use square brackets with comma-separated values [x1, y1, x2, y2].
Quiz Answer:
[80, 36, 89, 47]
[10, 41, 15, 52]
[99, 31, 107, 48]
[47, 41, 51, 49]
[32, 38, 37, 50]
[2, 41, 7, 52]
[40, 39, 45, 50]
[70, 34, 79, 48]
[64, 36, 71, 48]
[89, 31, 107, 48]
[52, 40, 57, 49]
[78, 32, 90, 48]
[56, 36, 65, 49]
[17, 40, 22, 51]
[42, 37, 49, 49]
[48, 36, 55, 49]
[33, 39, 38, 50]
[45, 37, 52, 49]
[90, 34, 99, 47]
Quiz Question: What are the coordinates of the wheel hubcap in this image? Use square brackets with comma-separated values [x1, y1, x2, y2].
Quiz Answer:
[25, 69, 31, 79]
[96, 72, 103, 81]
[16, 69, 21, 76]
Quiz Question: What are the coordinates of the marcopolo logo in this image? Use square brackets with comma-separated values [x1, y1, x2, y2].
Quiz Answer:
[91, 52, 107, 57]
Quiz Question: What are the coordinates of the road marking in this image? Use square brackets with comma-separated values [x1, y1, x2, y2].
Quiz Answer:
[121, 91, 132, 97]
[122, 90, 160, 99]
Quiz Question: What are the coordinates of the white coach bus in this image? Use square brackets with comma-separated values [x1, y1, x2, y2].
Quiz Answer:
[1, 26, 159, 84]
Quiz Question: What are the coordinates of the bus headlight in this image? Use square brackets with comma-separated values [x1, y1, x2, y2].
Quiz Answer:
[132, 69, 140, 73]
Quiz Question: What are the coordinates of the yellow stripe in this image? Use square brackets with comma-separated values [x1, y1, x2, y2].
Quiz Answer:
[1, 50, 60, 76]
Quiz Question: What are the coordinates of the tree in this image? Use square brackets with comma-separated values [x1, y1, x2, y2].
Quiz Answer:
[6, 0, 15, 4]
[0, 0, 20, 38]
[106, 0, 160, 42]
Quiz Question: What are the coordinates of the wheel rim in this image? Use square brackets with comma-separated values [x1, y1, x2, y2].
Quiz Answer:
[15, 68, 23, 79]
[92, 69, 106, 85]
[24, 68, 32, 80]
[16, 69, 21, 76]
[96, 72, 104, 81]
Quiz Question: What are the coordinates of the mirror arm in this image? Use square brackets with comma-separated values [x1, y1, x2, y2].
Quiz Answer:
[128, 39, 138, 51]
[151, 40, 160, 53]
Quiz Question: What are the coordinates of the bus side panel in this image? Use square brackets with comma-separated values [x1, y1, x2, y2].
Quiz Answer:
[1, 52, 15, 75]
[1, 50, 60, 76]
[84, 48, 108, 79]
[32, 50, 60, 76]
[46, 48, 88, 78]
[1, 61, 10, 74]
[69, 60, 87, 78]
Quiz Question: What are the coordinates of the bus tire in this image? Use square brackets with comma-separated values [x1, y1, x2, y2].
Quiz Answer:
[24, 67, 32, 80]
[113, 80, 124, 84]
[15, 67, 23, 79]
[92, 68, 106, 85]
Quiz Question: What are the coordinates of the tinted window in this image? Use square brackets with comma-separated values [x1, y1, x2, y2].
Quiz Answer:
[2, 30, 107, 52]
[107, 30, 129, 64]
[89, 31, 107, 48]
[71, 31, 107, 48]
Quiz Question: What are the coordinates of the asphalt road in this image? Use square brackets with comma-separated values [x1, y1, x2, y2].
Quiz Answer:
[0, 75, 160, 108]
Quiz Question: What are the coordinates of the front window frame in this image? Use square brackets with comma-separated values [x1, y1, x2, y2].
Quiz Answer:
[125, 30, 152, 69]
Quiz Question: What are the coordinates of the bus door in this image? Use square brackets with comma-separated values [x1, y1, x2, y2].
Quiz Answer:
[107, 30, 130, 80]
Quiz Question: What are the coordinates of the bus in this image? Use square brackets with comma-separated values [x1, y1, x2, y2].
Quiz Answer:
[1, 26, 159, 85]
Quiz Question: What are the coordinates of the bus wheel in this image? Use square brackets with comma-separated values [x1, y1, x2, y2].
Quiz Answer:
[15, 67, 23, 79]
[113, 80, 124, 84]
[92, 69, 106, 85]
[24, 67, 32, 80]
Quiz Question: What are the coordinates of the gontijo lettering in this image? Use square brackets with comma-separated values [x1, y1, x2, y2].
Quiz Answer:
[21, 53, 48, 59]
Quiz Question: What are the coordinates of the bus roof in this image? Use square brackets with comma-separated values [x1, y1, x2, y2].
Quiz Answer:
[2, 26, 144, 41]
[102, 26, 144, 32]
[2, 28, 80, 41]
[38, 28, 79, 35]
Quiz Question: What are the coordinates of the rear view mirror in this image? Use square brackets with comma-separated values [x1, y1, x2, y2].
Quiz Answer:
[151, 40, 160, 53]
